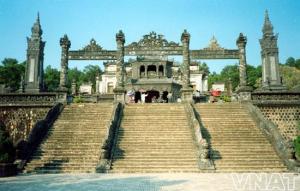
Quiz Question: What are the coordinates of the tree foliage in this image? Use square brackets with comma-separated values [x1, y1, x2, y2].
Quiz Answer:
[0, 58, 25, 92]
[208, 64, 262, 91]
[198, 62, 210, 74]
[285, 57, 300, 69]
[43, 64, 103, 92]
[44, 65, 60, 92]
[280, 65, 300, 90]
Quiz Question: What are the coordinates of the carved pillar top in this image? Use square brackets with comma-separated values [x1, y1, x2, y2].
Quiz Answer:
[262, 10, 274, 37]
[116, 30, 125, 44]
[60, 34, 71, 49]
[181, 29, 190, 44]
[236, 33, 247, 49]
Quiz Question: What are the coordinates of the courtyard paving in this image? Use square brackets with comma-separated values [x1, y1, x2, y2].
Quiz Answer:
[0, 173, 299, 191]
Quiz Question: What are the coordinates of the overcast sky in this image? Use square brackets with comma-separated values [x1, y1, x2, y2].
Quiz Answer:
[0, 0, 299, 73]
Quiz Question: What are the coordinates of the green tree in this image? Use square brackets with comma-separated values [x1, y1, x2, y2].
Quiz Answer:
[67, 67, 84, 90]
[44, 65, 60, 92]
[295, 59, 300, 69]
[208, 72, 222, 90]
[280, 65, 300, 90]
[208, 64, 262, 91]
[81, 65, 102, 91]
[220, 64, 240, 91]
[247, 65, 262, 88]
[198, 62, 210, 74]
[285, 57, 296, 67]
[0, 58, 25, 92]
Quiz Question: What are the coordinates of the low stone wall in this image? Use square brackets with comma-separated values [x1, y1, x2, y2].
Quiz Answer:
[0, 106, 51, 144]
[252, 91, 300, 144]
[0, 93, 58, 106]
[0, 92, 67, 144]
[258, 105, 299, 143]
[245, 103, 299, 172]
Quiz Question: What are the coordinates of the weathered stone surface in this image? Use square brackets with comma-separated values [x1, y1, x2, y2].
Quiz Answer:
[0, 106, 50, 144]
[259, 11, 286, 91]
[25, 13, 45, 93]
[195, 103, 287, 172]
[24, 103, 113, 173]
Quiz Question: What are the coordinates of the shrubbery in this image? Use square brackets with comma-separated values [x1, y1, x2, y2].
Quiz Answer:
[294, 136, 300, 159]
[73, 96, 83, 103]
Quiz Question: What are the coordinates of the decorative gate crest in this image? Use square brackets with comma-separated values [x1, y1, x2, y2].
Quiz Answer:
[127, 31, 179, 48]
[81, 39, 103, 51]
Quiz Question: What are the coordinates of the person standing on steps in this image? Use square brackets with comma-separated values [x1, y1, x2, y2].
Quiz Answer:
[141, 92, 147, 104]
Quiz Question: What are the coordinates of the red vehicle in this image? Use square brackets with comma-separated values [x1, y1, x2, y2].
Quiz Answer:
[211, 90, 221, 97]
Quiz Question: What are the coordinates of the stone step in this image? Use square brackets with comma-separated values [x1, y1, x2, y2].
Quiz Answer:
[24, 103, 113, 174]
[109, 169, 200, 173]
[214, 160, 284, 166]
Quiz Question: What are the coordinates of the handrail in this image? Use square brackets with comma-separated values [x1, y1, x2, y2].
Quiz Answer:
[97, 102, 123, 172]
[16, 103, 64, 171]
[183, 102, 215, 170]
[244, 102, 300, 172]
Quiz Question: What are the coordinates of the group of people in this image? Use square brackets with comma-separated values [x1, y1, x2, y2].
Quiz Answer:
[126, 90, 173, 104]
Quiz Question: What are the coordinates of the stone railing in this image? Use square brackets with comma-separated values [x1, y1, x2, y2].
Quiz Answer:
[244, 102, 300, 172]
[97, 102, 123, 172]
[15, 103, 64, 171]
[0, 92, 68, 106]
[184, 102, 215, 171]
[252, 91, 300, 106]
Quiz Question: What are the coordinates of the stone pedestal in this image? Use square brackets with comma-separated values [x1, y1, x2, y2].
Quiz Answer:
[236, 86, 253, 102]
[180, 88, 194, 102]
[56, 89, 68, 103]
[260, 84, 287, 92]
[113, 87, 126, 103]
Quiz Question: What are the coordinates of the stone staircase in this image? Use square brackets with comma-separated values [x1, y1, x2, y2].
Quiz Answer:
[111, 104, 199, 173]
[24, 103, 113, 173]
[195, 103, 287, 172]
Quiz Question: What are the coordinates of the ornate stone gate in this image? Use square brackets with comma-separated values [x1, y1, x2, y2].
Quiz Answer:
[58, 29, 250, 102]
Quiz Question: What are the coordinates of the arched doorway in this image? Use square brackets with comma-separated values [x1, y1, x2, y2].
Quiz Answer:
[145, 90, 159, 103]
[147, 65, 157, 78]
[140, 65, 145, 78]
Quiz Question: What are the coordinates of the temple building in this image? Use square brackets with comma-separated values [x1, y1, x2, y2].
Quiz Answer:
[98, 56, 208, 102]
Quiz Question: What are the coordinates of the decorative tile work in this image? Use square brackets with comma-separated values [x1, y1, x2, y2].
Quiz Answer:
[258, 106, 300, 142]
[0, 107, 51, 144]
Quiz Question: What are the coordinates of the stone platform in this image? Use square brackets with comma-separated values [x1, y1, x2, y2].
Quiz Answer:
[0, 173, 299, 191]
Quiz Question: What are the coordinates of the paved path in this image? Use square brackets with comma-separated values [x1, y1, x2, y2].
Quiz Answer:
[0, 173, 299, 191]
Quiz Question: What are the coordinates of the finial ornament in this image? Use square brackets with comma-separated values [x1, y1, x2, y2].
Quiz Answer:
[116, 30, 125, 43]
[263, 10, 274, 36]
[181, 29, 190, 42]
[31, 12, 42, 37]
[37, 12, 40, 23]
[60, 34, 71, 49]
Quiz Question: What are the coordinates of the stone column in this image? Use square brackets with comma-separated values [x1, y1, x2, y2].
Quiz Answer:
[237, 33, 247, 87]
[95, 76, 100, 94]
[113, 30, 126, 102]
[181, 29, 191, 88]
[236, 33, 252, 101]
[71, 79, 76, 95]
[259, 11, 286, 91]
[180, 30, 193, 102]
[59, 34, 71, 91]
